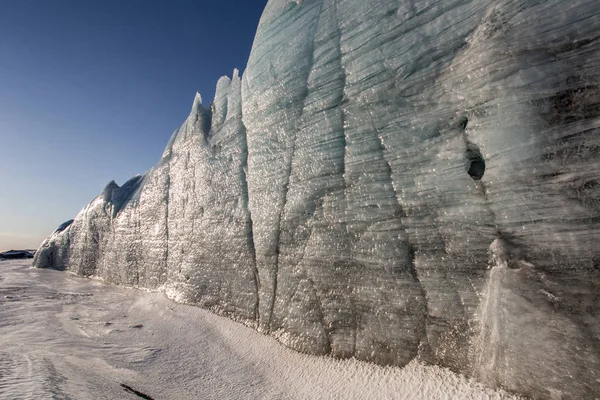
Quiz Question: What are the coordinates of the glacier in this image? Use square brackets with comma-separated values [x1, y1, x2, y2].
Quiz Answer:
[35, 0, 600, 398]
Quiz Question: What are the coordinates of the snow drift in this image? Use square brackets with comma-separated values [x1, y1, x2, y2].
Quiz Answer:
[35, 0, 600, 398]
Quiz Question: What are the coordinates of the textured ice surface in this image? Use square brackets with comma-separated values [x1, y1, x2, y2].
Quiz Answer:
[35, 0, 600, 398]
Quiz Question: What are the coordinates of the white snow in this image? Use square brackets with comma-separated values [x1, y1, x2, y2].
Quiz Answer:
[0, 259, 520, 399]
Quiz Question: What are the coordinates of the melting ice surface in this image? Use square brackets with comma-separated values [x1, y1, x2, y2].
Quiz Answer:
[35, 0, 600, 398]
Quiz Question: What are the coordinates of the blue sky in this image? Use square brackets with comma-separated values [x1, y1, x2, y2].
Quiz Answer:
[0, 0, 267, 251]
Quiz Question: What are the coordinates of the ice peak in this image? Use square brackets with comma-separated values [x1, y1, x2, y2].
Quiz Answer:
[191, 92, 204, 114]
[104, 180, 119, 190]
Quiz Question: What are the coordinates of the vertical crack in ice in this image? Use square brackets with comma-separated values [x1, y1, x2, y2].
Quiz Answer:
[240, 120, 260, 323]
[307, 277, 332, 353]
[267, 0, 325, 332]
[332, 0, 360, 356]
[367, 109, 405, 218]
[135, 205, 141, 286]
[408, 244, 431, 356]
[367, 107, 427, 344]
[338, 1, 428, 359]
[332, 0, 351, 235]
[334, 0, 348, 188]
[161, 130, 178, 282]
[164, 170, 171, 276]
[267, 0, 350, 346]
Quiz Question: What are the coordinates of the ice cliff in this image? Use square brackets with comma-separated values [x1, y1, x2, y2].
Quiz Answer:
[35, 0, 600, 398]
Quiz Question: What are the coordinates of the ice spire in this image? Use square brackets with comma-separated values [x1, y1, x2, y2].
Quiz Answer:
[189, 91, 212, 135]
[191, 92, 204, 114]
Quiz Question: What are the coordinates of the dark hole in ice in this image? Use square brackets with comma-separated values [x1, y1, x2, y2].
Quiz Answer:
[458, 116, 469, 130]
[468, 159, 486, 180]
[466, 142, 485, 180]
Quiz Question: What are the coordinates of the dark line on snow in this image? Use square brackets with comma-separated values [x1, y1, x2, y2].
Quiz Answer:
[121, 384, 155, 400]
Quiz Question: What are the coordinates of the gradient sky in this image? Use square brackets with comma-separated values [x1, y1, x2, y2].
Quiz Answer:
[0, 0, 268, 251]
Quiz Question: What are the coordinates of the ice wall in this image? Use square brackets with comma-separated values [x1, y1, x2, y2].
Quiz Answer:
[35, 0, 600, 398]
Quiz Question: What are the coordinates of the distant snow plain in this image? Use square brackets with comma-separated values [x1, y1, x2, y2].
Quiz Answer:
[0, 259, 519, 399]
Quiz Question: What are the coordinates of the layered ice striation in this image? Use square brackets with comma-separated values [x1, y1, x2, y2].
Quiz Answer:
[35, 0, 600, 398]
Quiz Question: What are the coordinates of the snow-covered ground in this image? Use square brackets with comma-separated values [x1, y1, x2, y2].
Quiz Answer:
[0, 259, 519, 400]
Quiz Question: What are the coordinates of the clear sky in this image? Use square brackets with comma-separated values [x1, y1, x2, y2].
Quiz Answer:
[0, 0, 267, 251]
